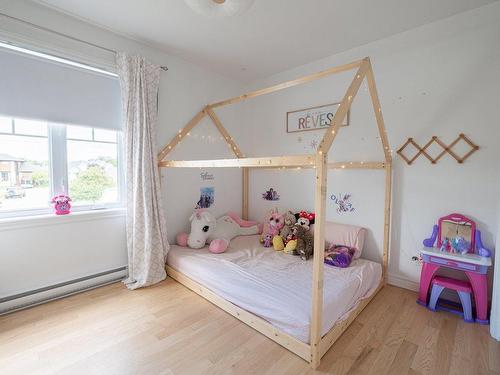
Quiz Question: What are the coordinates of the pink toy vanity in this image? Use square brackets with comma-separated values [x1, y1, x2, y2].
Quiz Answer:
[417, 213, 492, 324]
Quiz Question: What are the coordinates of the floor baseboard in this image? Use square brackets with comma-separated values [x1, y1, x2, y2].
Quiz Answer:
[0, 267, 127, 315]
[387, 273, 419, 292]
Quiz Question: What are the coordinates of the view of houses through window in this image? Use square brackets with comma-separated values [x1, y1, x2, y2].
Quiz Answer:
[0, 117, 121, 215]
[0, 118, 50, 212]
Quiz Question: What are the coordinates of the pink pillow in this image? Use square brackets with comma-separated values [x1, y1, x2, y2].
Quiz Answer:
[323, 222, 366, 259]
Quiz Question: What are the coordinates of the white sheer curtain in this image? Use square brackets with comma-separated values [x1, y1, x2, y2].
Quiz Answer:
[117, 52, 169, 290]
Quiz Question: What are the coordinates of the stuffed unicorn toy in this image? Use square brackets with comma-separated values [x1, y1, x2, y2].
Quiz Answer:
[176, 210, 262, 254]
[259, 207, 285, 250]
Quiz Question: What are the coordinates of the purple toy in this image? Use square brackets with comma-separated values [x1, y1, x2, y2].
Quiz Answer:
[324, 244, 355, 268]
[428, 276, 474, 323]
[475, 230, 491, 257]
[263, 233, 273, 248]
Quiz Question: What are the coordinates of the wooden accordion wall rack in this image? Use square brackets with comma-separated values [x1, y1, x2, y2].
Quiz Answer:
[157, 57, 392, 369]
[397, 133, 479, 165]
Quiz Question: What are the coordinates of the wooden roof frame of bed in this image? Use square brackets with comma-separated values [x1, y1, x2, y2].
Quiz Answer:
[158, 57, 392, 369]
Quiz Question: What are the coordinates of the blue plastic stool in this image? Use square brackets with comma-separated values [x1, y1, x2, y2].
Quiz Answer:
[428, 276, 474, 323]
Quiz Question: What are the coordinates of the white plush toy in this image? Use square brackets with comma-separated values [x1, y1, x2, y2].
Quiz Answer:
[176, 210, 262, 253]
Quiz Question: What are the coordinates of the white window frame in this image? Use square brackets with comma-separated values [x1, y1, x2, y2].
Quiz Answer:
[64, 125, 125, 213]
[0, 120, 125, 219]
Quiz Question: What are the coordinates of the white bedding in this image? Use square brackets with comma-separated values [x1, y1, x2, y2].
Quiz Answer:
[167, 235, 381, 343]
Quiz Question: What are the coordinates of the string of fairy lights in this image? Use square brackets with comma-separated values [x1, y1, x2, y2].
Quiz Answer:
[172, 132, 393, 168]
[173, 130, 246, 157]
[168, 79, 394, 163]
[186, 132, 225, 144]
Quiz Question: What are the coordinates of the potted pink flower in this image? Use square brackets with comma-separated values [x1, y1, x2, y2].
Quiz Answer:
[51, 194, 71, 215]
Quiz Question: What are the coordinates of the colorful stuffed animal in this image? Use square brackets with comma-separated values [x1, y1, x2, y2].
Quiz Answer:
[260, 208, 279, 242]
[283, 233, 297, 254]
[292, 224, 314, 260]
[177, 210, 261, 254]
[280, 210, 297, 241]
[263, 233, 273, 247]
[260, 208, 285, 250]
[295, 211, 315, 230]
[273, 235, 285, 251]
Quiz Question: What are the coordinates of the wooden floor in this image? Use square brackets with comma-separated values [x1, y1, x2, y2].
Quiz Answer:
[0, 280, 498, 375]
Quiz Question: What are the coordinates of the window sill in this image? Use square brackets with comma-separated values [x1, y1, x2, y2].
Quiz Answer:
[0, 208, 126, 231]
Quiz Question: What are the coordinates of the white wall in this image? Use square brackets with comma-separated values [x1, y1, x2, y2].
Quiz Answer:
[0, 211, 127, 297]
[239, 3, 500, 289]
[0, 0, 245, 305]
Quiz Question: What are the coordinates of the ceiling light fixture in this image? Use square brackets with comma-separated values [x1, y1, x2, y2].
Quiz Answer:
[184, 0, 255, 17]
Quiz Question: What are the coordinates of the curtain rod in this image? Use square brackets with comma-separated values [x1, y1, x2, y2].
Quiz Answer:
[0, 12, 168, 71]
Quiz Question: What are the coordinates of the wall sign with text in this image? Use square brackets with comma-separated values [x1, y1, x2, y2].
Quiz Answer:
[286, 102, 350, 133]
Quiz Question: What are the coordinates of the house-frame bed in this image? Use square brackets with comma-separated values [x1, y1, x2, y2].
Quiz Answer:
[158, 57, 392, 369]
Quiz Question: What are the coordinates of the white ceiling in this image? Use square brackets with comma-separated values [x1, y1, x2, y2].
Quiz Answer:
[35, 0, 496, 81]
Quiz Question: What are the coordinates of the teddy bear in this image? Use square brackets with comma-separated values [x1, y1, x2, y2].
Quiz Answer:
[279, 210, 297, 241]
[292, 224, 314, 260]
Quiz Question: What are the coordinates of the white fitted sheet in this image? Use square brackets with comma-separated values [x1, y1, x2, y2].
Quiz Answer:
[167, 235, 381, 343]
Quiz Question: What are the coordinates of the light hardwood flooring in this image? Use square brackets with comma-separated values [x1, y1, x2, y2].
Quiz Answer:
[0, 279, 498, 375]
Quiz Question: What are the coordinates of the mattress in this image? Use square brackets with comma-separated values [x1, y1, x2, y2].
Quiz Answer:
[167, 235, 382, 343]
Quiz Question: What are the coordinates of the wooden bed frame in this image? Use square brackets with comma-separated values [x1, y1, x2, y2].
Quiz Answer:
[158, 57, 392, 369]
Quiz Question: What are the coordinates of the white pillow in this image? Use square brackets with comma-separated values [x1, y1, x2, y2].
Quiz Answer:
[322, 221, 366, 259]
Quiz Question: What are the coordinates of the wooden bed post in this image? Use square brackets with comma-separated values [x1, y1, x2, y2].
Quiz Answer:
[365, 59, 392, 283]
[310, 59, 371, 368]
[382, 162, 392, 283]
[242, 167, 249, 220]
[311, 151, 328, 368]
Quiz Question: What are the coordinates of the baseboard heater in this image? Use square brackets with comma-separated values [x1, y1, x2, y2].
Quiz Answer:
[0, 266, 127, 315]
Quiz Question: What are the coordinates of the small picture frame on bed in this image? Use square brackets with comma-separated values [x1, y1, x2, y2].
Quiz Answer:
[286, 102, 350, 133]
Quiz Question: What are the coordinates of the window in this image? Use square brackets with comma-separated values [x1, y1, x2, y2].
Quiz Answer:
[0, 41, 123, 218]
[0, 117, 50, 213]
[0, 117, 123, 218]
[67, 125, 119, 206]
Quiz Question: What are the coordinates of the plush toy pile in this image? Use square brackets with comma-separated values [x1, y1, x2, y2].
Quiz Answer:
[176, 207, 318, 260]
[260, 208, 316, 260]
